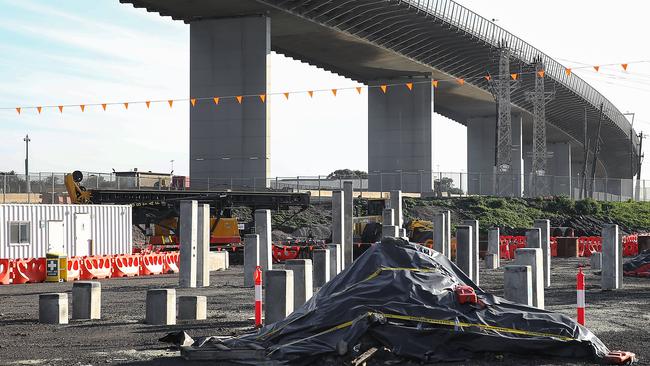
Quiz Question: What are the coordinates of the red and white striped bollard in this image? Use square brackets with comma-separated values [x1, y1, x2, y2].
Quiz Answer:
[255, 266, 263, 328]
[577, 266, 585, 325]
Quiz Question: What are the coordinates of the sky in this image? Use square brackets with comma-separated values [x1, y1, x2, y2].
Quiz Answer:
[0, 0, 648, 179]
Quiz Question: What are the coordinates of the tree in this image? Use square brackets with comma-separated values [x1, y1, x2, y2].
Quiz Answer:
[327, 169, 367, 180]
[437, 177, 463, 195]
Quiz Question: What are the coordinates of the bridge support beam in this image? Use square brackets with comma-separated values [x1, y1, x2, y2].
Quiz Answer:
[368, 78, 434, 194]
[467, 115, 523, 196]
[189, 16, 270, 188]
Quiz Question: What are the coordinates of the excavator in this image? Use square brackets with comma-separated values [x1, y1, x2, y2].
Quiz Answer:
[64, 171, 310, 253]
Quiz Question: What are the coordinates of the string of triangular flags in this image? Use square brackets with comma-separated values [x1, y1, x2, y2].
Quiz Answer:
[5, 61, 645, 115]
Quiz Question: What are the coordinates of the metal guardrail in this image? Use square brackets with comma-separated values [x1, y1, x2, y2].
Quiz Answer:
[402, 0, 636, 145]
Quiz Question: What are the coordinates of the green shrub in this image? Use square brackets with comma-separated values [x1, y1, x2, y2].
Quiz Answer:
[575, 198, 601, 215]
[545, 196, 575, 214]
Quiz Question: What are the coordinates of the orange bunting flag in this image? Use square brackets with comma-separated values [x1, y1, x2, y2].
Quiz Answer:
[380, 85, 387, 93]
[145, 101, 150, 109]
[510, 73, 518, 80]
[283, 92, 290, 100]
[168, 100, 174, 108]
[355, 87, 362, 94]
[124, 102, 129, 110]
[622, 63, 628, 71]
[58, 106, 63, 113]
[101, 104, 107, 111]
[537, 70, 545, 78]
[236, 96, 243, 104]
[213, 97, 219, 105]
[37, 106, 42, 114]
[565, 68, 572, 76]
[259, 94, 266, 103]
[331, 89, 337, 96]
[593, 65, 600, 72]
[307, 90, 314, 98]
[485, 75, 491, 81]
[80, 105, 85, 112]
[190, 98, 197, 107]
[406, 82, 413, 91]
[16, 107, 21, 115]
[432, 80, 439, 88]
[456, 78, 465, 85]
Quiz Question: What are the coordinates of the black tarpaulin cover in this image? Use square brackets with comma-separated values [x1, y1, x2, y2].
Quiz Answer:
[623, 249, 650, 277]
[209, 238, 613, 364]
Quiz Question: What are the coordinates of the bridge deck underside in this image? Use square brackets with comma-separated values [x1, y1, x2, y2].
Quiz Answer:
[120, 0, 636, 178]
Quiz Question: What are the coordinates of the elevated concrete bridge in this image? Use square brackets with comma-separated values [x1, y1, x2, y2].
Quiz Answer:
[120, 0, 639, 197]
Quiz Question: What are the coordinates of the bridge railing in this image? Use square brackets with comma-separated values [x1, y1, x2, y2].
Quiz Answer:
[1, 171, 648, 203]
[402, 0, 635, 144]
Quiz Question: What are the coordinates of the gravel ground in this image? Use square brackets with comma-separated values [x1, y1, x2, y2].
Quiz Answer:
[0, 258, 648, 365]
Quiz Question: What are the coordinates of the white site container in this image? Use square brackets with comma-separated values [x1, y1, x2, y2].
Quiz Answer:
[0, 204, 132, 259]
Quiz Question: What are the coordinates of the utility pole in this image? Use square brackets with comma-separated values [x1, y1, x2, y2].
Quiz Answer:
[24, 134, 31, 203]
[526, 58, 555, 197]
[488, 42, 519, 196]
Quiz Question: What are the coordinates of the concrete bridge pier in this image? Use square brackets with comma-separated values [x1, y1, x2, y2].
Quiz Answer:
[190, 16, 270, 188]
[368, 78, 434, 193]
[467, 115, 523, 197]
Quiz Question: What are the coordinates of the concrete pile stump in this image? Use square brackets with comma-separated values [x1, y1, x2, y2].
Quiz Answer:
[433, 213, 446, 256]
[178, 296, 207, 320]
[590, 252, 602, 271]
[313, 249, 330, 288]
[638, 235, 650, 252]
[332, 190, 345, 269]
[244, 234, 260, 287]
[504, 265, 533, 306]
[197, 204, 211, 287]
[462, 220, 479, 285]
[343, 181, 354, 267]
[72, 281, 101, 320]
[389, 190, 403, 228]
[399, 228, 408, 239]
[285, 259, 313, 309]
[455, 225, 474, 282]
[146, 289, 176, 325]
[533, 219, 551, 287]
[487, 227, 500, 269]
[179, 200, 198, 288]
[445, 210, 452, 259]
[327, 244, 342, 279]
[265, 270, 294, 324]
[514, 248, 544, 309]
[601, 224, 622, 290]
[39, 293, 68, 324]
[382, 225, 400, 239]
[208, 251, 229, 271]
[382, 208, 395, 227]
[254, 209, 273, 272]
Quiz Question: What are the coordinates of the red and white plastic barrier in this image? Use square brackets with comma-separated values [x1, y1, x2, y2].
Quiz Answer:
[140, 253, 164, 276]
[163, 252, 180, 273]
[67, 257, 81, 281]
[112, 254, 140, 277]
[80, 256, 113, 280]
[577, 267, 585, 326]
[255, 266, 263, 328]
[0, 258, 12, 285]
[12, 258, 46, 284]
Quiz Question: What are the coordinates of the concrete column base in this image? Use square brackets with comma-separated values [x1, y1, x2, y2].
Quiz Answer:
[382, 225, 400, 239]
[178, 296, 207, 320]
[590, 252, 602, 271]
[264, 270, 294, 324]
[72, 281, 101, 320]
[327, 244, 342, 279]
[39, 293, 68, 324]
[255, 209, 273, 272]
[504, 265, 533, 306]
[455, 225, 474, 282]
[146, 289, 176, 325]
[515, 248, 544, 309]
[285, 259, 313, 310]
[244, 234, 260, 287]
[602, 224, 622, 290]
[485, 254, 499, 269]
[313, 249, 330, 288]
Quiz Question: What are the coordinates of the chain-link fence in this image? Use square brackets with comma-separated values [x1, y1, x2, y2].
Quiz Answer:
[0, 171, 646, 203]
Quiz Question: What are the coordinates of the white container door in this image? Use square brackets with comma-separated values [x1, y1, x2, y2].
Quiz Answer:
[74, 213, 92, 257]
[47, 220, 65, 254]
